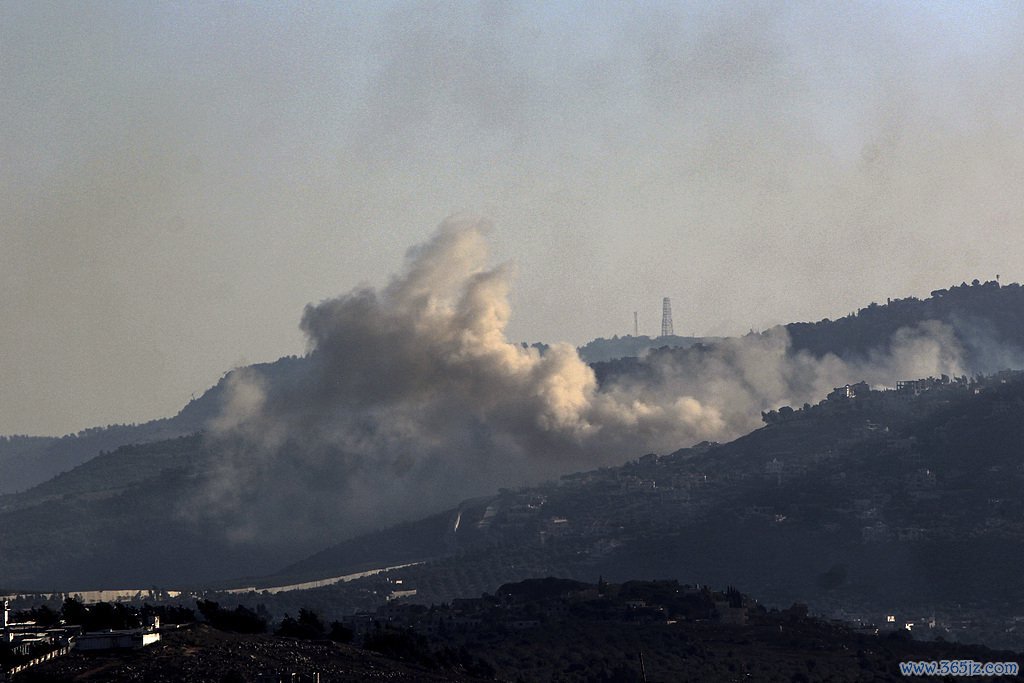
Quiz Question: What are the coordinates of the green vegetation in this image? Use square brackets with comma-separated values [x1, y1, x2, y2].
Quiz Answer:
[13, 597, 194, 633]
[785, 279, 1024, 366]
[196, 600, 267, 634]
[274, 607, 354, 643]
[243, 370, 1024, 652]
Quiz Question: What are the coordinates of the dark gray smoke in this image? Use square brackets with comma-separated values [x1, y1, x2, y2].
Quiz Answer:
[188, 218, 967, 545]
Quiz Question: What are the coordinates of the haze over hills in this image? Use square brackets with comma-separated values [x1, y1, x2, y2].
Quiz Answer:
[5, 276, 1020, 500]
[0, 356, 306, 496]
[576, 334, 723, 363]
[10, 5, 1024, 678]
[4, 268, 1024, 596]
[219, 369, 1024, 650]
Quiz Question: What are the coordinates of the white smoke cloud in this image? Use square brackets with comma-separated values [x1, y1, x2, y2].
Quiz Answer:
[608, 319, 966, 436]
[189, 217, 966, 546]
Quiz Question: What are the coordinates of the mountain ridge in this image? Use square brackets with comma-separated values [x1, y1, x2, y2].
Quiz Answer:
[4, 281, 1024, 594]
[233, 369, 1024, 650]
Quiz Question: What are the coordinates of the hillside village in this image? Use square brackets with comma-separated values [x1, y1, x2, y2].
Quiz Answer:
[179, 369, 1024, 651]
[6, 283, 1024, 670]
[6, 370, 1024, 658]
[8, 0, 1024, 673]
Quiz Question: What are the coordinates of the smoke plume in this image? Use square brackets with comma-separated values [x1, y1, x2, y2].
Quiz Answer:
[192, 218, 965, 545]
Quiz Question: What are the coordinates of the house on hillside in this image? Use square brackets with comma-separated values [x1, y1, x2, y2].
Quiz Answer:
[828, 381, 870, 401]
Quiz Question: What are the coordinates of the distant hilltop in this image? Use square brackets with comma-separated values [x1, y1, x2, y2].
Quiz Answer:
[582, 279, 1022, 366]
[784, 278, 1022, 366]
[577, 334, 726, 363]
[4, 278, 1024, 499]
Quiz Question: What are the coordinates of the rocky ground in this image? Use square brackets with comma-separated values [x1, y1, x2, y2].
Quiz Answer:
[16, 625, 482, 682]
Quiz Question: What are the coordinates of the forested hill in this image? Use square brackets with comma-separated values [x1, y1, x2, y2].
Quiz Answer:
[0, 356, 307, 495]
[7, 280, 1021, 497]
[248, 370, 1024, 650]
[576, 334, 724, 363]
[785, 279, 1024, 366]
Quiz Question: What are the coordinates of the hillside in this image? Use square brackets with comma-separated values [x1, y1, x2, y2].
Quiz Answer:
[8, 279, 1022, 499]
[243, 370, 1024, 650]
[0, 356, 307, 496]
[17, 624, 479, 683]
[593, 280, 1024, 388]
[364, 577, 1023, 682]
[4, 366, 1024, 599]
[0, 435, 317, 590]
[0, 420, 202, 497]
[576, 334, 723, 363]
[784, 279, 1024, 367]
[18, 579, 1024, 683]
[6, 282, 1024, 594]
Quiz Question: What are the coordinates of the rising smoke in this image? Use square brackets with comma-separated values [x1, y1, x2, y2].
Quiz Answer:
[7, 4, 1024, 437]
[192, 217, 966, 545]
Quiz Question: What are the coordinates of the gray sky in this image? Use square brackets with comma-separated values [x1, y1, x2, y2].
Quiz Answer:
[3, 1, 1024, 436]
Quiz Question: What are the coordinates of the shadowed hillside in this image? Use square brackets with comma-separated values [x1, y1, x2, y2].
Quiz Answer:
[6, 284, 1024, 595]
[251, 370, 1024, 649]
[785, 279, 1024, 368]
[0, 356, 307, 495]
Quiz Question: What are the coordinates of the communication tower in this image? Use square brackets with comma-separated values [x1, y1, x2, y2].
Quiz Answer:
[661, 297, 674, 337]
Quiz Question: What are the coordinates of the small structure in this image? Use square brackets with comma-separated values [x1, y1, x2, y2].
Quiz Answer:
[74, 617, 161, 651]
[828, 381, 870, 400]
[387, 589, 418, 602]
[75, 629, 159, 651]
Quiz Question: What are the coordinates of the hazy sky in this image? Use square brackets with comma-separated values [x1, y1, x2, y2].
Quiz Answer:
[4, 1, 1024, 435]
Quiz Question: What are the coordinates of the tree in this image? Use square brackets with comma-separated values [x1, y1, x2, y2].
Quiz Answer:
[329, 621, 354, 643]
[61, 597, 88, 626]
[275, 608, 327, 639]
[197, 600, 267, 634]
[13, 604, 60, 628]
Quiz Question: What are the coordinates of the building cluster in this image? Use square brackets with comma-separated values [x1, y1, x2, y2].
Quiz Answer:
[763, 372, 1002, 426]
[1, 599, 160, 680]
[0, 600, 78, 680]
[819, 598, 1024, 652]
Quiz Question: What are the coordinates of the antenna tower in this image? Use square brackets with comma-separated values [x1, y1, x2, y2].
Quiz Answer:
[633, 311, 638, 337]
[661, 297, 674, 337]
